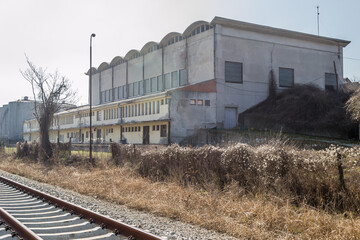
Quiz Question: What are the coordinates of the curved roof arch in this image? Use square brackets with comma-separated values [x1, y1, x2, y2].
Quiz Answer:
[97, 62, 110, 71]
[124, 49, 141, 60]
[140, 41, 159, 54]
[159, 32, 183, 47]
[183, 20, 211, 37]
[110, 56, 124, 66]
[85, 67, 97, 75]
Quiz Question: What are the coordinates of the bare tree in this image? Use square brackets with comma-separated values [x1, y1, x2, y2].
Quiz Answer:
[21, 56, 76, 161]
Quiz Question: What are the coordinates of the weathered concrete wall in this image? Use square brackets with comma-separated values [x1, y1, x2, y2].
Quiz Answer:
[170, 89, 217, 143]
[214, 24, 345, 128]
[188, 29, 214, 84]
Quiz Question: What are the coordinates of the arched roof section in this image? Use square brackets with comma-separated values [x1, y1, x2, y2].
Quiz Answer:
[85, 67, 97, 75]
[97, 62, 110, 71]
[159, 32, 183, 47]
[140, 41, 159, 55]
[110, 56, 124, 66]
[183, 20, 212, 37]
[124, 49, 141, 60]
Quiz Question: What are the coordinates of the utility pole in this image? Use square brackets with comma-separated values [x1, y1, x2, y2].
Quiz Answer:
[317, 6, 320, 36]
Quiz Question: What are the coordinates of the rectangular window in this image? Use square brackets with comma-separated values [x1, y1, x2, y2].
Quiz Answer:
[144, 79, 150, 94]
[205, 100, 210, 106]
[145, 103, 148, 115]
[153, 101, 155, 114]
[101, 91, 105, 103]
[197, 99, 203, 106]
[325, 73, 337, 91]
[138, 104, 141, 116]
[149, 102, 152, 115]
[179, 69, 187, 86]
[171, 71, 179, 88]
[134, 82, 138, 96]
[118, 86, 122, 99]
[152, 125, 155, 131]
[151, 77, 157, 92]
[139, 81, 144, 95]
[156, 125, 159, 131]
[97, 111, 102, 121]
[129, 83, 134, 97]
[131, 105, 134, 117]
[164, 73, 171, 89]
[190, 99, 196, 105]
[114, 87, 118, 100]
[135, 104, 137, 116]
[157, 75, 163, 91]
[160, 125, 167, 137]
[225, 61, 243, 83]
[86, 131, 89, 138]
[157, 101, 160, 114]
[279, 67, 294, 87]
[141, 103, 144, 115]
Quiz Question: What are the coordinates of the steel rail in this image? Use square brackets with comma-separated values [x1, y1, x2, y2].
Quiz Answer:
[0, 207, 42, 240]
[0, 176, 162, 240]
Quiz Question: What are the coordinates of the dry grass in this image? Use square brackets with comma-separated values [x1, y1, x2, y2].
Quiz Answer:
[1, 143, 360, 239]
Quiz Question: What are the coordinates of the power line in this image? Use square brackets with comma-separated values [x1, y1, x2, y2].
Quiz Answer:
[344, 57, 360, 61]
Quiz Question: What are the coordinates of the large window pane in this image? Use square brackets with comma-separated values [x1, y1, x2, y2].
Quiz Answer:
[151, 77, 157, 92]
[179, 69, 187, 86]
[144, 79, 150, 94]
[157, 75, 163, 91]
[134, 82, 138, 96]
[279, 67, 294, 87]
[225, 61, 243, 83]
[128, 83, 133, 97]
[139, 81, 144, 95]
[171, 71, 179, 88]
[164, 73, 171, 90]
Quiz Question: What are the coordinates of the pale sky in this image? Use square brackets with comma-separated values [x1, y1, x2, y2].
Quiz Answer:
[1, 0, 359, 107]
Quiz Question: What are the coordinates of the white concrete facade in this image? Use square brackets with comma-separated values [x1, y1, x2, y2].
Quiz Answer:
[23, 17, 350, 144]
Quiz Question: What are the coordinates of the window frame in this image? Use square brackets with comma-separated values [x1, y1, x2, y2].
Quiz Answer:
[225, 61, 243, 84]
[279, 67, 294, 88]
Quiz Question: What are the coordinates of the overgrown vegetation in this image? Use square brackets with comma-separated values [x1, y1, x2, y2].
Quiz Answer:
[8, 141, 360, 238]
[241, 84, 358, 139]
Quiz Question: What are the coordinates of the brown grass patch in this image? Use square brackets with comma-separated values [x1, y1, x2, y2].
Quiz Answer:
[1, 142, 360, 239]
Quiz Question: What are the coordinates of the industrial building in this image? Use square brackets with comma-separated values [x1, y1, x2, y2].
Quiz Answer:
[0, 97, 35, 143]
[23, 16, 350, 144]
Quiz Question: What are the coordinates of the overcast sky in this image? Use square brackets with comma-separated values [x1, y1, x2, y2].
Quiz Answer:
[1, 0, 359, 107]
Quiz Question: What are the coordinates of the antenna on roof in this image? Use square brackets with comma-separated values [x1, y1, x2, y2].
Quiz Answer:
[317, 6, 320, 36]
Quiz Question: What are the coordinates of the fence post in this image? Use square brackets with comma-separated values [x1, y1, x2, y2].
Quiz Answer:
[69, 137, 72, 157]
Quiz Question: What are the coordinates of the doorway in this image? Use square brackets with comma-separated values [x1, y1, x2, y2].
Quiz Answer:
[224, 107, 237, 129]
[143, 126, 150, 144]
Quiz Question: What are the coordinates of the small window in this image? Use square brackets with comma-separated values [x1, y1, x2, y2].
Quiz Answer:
[205, 100, 210, 106]
[325, 73, 337, 91]
[190, 99, 196, 105]
[156, 125, 159, 131]
[157, 101, 160, 114]
[138, 126, 141, 131]
[161, 99, 164, 105]
[86, 131, 89, 138]
[134, 82, 138, 96]
[225, 61, 243, 83]
[152, 125, 155, 131]
[132, 127, 134, 132]
[197, 99, 203, 106]
[67, 132, 69, 138]
[279, 67, 294, 88]
[160, 125, 167, 137]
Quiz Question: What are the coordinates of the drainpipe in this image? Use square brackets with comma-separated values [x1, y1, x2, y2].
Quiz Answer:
[185, 37, 189, 85]
[167, 94, 171, 145]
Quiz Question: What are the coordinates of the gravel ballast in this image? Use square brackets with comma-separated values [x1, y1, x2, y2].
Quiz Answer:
[0, 169, 239, 240]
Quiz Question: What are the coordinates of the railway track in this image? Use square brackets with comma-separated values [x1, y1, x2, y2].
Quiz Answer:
[0, 176, 162, 240]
